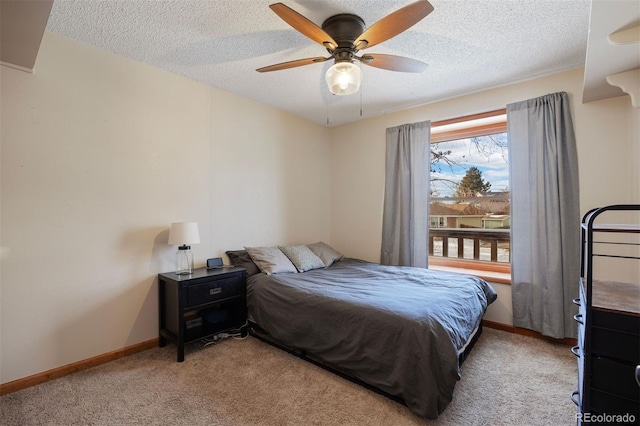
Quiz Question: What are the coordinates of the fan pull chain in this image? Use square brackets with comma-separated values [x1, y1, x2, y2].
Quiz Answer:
[360, 84, 363, 117]
[326, 102, 329, 126]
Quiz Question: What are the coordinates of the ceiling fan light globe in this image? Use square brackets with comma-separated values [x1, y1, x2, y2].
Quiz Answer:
[326, 62, 361, 95]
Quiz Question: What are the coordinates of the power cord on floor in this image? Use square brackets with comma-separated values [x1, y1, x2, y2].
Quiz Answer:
[201, 321, 249, 347]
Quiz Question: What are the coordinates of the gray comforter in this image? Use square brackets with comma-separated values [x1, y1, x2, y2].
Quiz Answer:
[247, 258, 497, 419]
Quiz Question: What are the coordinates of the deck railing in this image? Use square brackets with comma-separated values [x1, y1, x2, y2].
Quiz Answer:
[429, 228, 511, 263]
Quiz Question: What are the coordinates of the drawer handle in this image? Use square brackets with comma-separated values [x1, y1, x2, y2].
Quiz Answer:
[573, 314, 583, 325]
[570, 390, 579, 406]
[572, 298, 581, 306]
[571, 345, 581, 357]
[209, 287, 222, 296]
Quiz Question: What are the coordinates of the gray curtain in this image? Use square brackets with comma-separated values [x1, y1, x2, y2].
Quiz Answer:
[507, 91, 580, 339]
[381, 121, 430, 268]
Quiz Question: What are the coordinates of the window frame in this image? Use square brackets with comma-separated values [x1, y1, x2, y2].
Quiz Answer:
[429, 109, 511, 284]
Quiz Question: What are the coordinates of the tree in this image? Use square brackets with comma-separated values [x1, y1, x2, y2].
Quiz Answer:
[455, 167, 491, 197]
[430, 133, 508, 197]
[431, 147, 469, 196]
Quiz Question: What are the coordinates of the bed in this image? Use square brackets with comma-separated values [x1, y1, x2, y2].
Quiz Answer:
[230, 248, 497, 419]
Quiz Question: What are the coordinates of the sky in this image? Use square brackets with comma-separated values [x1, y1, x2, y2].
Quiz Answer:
[430, 133, 509, 198]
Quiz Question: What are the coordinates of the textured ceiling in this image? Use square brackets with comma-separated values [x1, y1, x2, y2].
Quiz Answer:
[45, 0, 591, 127]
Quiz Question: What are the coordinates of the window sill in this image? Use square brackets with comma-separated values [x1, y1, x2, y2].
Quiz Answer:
[429, 257, 511, 285]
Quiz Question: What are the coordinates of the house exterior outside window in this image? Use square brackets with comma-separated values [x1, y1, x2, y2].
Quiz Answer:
[429, 110, 511, 283]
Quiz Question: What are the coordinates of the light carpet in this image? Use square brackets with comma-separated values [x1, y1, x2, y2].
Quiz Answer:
[0, 327, 577, 425]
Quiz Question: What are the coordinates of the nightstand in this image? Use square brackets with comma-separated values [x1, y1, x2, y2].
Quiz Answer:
[158, 266, 246, 362]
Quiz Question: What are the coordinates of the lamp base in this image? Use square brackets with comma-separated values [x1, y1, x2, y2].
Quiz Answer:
[175, 245, 193, 275]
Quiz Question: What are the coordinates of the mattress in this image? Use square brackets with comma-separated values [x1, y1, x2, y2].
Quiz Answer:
[247, 258, 497, 419]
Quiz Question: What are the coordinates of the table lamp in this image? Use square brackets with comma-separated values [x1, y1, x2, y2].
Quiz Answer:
[168, 222, 200, 274]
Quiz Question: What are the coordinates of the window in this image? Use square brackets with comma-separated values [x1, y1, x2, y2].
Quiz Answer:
[429, 110, 511, 283]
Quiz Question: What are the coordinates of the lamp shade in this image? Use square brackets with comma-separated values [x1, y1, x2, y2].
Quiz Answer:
[168, 222, 200, 246]
[326, 62, 361, 95]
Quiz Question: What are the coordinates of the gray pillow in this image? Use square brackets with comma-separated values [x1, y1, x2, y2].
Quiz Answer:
[225, 250, 260, 277]
[245, 246, 297, 275]
[307, 241, 344, 267]
[279, 245, 325, 272]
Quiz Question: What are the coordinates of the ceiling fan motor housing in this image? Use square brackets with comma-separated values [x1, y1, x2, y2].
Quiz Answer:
[322, 14, 366, 54]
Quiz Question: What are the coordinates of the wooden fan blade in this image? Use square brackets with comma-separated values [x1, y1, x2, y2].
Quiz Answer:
[270, 3, 337, 50]
[361, 54, 427, 73]
[256, 57, 331, 73]
[354, 0, 434, 50]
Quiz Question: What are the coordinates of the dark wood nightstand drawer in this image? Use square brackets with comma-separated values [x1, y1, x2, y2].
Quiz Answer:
[186, 274, 244, 307]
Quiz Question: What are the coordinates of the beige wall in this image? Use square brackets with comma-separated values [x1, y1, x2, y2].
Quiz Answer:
[328, 68, 639, 325]
[2, 32, 638, 384]
[631, 100, 640, 201]
[0, 32, 330, 384]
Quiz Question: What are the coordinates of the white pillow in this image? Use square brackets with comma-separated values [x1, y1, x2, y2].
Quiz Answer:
[306, 242, 344, 267]
[245, 246, 297, 275]
[279, 245, 325, 272]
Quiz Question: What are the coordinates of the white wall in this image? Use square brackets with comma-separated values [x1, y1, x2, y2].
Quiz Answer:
[328, 68, 639, 325]
[0, 33, 330, 384]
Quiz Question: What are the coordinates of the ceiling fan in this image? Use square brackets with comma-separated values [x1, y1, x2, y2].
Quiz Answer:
[256, 1, 434, 95]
